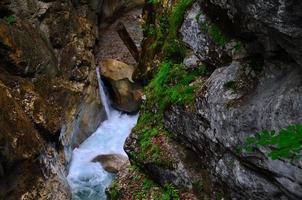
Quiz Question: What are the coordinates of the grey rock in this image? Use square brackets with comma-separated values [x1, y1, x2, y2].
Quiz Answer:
[201, 0, 302, 66]
[183, 53, 201, 70]
[164, 61, 302, 199]
[180, 3, 231, 68]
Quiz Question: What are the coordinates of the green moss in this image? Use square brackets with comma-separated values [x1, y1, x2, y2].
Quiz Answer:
[233, 41, 243, 53]
[168, 0, 195, 39]
[161, 0, 195, 62]
[130, 111, 170, 166]
[109, 166, 181, 200]
[163, 39, 187, 62]
[146, 61, 203, 111]
[131, 61, 207, 166]
[201, 21, 230, 46]
[160, 184, 180, 200]
[109, 182, 122, 200]
[195, 12, 203, 23]
[144, 24, 157, 37]
[216, 192, 224, 200]
[148, 0, 160, 5]
[193, 181, 204, 198]
[138, 128, 160, 160]
[130, 0, 205, 180]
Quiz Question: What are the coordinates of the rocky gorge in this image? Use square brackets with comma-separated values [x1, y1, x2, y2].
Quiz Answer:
[0, 0, 141, 199]
[0, 0, 301, 200]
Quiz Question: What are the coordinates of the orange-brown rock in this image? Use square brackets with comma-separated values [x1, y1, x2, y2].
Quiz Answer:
[100, 59, 142, 113]
[0, 20, 58, 76]
[0, 0, 106, 199]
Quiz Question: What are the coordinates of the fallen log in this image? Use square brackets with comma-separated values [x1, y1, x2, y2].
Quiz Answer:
[116, 22, 140, 62]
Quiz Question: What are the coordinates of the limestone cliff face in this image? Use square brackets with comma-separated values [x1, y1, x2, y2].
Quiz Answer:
[122, 0, 302, 199]
[0, 0, 107, 199]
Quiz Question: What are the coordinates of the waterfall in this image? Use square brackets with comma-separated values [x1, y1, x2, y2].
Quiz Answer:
[67, 71, 139, 200]
[96, 67, 111, 119]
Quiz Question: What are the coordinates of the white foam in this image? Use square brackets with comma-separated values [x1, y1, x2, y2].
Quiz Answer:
[67, 109, 138, 199]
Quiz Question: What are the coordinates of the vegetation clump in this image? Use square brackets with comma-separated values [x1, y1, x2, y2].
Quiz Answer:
[131, 0, 204, 167]
[224, 80, 237, 91]
[195, 10, 232, 47]
[147, 61, 200, 110]
[163, 0, 195, 62]
[243, 124, 302, 160]
[128, 0, 211, 196]
[4, 15, 15, 25]
[200, 20, 230, 46]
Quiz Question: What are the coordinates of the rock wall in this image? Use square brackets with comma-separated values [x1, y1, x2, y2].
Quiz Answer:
[119, 0, 302, 199]
[0, 0, 107, 199]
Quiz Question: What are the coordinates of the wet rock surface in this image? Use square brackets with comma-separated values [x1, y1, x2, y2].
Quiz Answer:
[100, 59, 142, 113]
[0, 0, 106, 199]
[92, 154, 130, 173]
[101, 59, 135, 82]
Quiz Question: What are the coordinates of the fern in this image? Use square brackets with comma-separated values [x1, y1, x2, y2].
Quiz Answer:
[243, 124, 302, 160]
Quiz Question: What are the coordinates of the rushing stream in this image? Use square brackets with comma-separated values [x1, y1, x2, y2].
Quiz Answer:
[67, 68, 138, 199]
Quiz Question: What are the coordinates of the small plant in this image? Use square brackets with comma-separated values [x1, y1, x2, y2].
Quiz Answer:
[216, 192, 224, 200]
[109, 182, 121, 200]
[193, 181, 204, 198]
[233, 41, 243, 53]
[224, 80, 237, 91]
[201, 21, 230, 46]
[243, 124, 302, 160]
[193, 64, 210, 77]
[195, 12, 203, 23]
[148, 0, 160, 5]
[4, 15, 15, 26]
[143, 178, 156, 190]
[160, 184, 180, 200]
[147, 61, 198, 110]
[160, 0, 195, 62]
[138, 128, 160, 160]
[163, 39, 187, 62]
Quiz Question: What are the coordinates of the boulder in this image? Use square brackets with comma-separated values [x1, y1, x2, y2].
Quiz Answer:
[92, 154, 130, 173]
[101, 59, 135, 82]
[180, 3, 232, 69]
[100, 59, 142, 113]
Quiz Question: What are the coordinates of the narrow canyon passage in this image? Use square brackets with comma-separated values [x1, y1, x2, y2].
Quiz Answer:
[67, 6, 143, 200]
[1, 0, 302, 199]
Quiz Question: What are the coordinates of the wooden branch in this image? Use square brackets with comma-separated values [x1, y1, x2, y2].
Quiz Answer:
[116, 22, 140, 62]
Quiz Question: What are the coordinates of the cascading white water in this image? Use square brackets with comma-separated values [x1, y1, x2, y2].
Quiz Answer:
[67, 68, 138, 200]
[96, 67, 111, 119]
